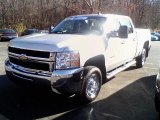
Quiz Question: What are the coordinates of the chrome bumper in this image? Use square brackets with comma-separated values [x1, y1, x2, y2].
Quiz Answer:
[5, 59, 51, 81]
[5, 59, 83, 94]
[156, 72, 160, 93]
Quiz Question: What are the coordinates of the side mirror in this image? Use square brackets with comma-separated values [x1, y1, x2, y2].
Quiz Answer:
[118, 25, 128, 38]
[49, 26, 54, 34]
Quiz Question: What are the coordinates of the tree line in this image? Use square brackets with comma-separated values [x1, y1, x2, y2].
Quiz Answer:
[0, 0, 160, 33]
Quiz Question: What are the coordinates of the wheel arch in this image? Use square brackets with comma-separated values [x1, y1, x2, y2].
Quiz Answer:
[83, 55, 106, 82]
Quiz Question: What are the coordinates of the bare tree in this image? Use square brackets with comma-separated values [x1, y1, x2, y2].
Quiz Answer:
[0, 0, 159, 31]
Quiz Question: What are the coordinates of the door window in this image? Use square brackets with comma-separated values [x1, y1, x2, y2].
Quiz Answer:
[105, 18, 121, 37]
[120, 18, 133, 34]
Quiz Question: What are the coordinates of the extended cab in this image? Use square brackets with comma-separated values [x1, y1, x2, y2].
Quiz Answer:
[5, 14, 151, 102]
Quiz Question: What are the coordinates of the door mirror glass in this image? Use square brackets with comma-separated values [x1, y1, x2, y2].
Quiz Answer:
[48, 26, 54, 33]
[118, 25, 128, 38]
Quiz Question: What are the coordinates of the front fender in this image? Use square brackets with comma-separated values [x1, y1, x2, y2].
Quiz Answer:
[78, 38, 106, 66]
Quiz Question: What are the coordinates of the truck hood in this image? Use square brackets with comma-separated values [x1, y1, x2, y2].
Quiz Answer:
[9, 33, 101, 52]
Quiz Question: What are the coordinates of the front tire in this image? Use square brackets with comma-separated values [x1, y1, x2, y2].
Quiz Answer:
[77, 66, 102, 103]
[136, 48, 146, 68]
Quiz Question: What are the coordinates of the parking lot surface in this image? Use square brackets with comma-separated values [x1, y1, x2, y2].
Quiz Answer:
[0, 41, 159, 120]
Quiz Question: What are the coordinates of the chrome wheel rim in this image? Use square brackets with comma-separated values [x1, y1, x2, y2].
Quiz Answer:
[86, 73, 100, 99]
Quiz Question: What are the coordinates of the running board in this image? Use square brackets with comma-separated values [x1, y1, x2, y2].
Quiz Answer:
[106, 60, 136, 79]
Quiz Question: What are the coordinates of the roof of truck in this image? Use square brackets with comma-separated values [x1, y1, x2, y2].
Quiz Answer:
[69, 14, 129, 18]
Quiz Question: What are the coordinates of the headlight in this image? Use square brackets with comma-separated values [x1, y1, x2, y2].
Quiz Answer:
[56, 51, 80, 69]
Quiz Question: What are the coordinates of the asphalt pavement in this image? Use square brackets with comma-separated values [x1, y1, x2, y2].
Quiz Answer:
[0, 41, 159, 120]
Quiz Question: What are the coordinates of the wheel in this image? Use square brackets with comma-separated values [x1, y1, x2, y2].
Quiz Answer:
[136, 48, 146, 68]
[77, 66, 102, 103]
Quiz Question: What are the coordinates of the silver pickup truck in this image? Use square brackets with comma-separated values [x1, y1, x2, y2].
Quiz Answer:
[5, 14, 151, 102]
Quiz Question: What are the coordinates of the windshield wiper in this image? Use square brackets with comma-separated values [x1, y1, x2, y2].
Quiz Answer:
[52, 30, 66, 34]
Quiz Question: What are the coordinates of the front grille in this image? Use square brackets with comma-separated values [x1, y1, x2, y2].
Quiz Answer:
[9, 47, 50, 58]
[9, 57, 50, 71]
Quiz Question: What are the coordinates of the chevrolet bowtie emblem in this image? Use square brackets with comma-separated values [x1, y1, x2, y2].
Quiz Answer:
[19, 54, 28, 62]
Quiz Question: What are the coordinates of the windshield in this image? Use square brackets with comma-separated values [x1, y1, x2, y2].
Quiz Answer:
[51, 16, 106, 35]
[0, 29, 16, 33]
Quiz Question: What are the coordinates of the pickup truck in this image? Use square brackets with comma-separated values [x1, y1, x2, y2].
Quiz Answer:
[5, 14, 151, 102]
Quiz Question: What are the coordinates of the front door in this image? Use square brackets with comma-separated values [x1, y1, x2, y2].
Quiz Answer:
[104, 18, 126, 72]
[120, 18, 137, 62]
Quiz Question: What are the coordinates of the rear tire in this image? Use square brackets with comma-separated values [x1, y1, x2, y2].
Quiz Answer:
[76, 66, 102, 103]
[136, 48, 146, 68]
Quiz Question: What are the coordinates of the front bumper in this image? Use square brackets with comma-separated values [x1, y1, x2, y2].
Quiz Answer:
[155, 72, 160, 111]
[5, 59, 84, 94]
[156, 72, 160, 92]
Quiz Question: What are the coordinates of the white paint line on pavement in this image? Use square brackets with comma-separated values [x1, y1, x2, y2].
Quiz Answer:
[144, 67, 158, 70]
[145, 63, 153, 65]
